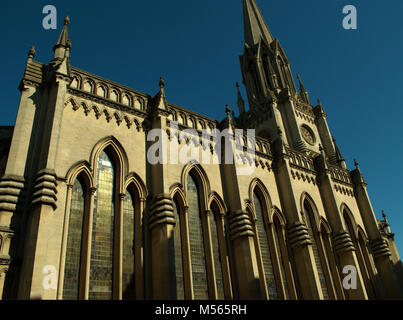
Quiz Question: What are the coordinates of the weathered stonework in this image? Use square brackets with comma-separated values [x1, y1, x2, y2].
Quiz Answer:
[0, 1, 401, 300]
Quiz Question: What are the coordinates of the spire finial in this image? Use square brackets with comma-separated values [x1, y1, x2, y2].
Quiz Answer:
[159, 76, 165, 89]
[354, 159, 360, 169]
[53, 15, 70, 60]
[28, 46, 36, 59]
[225, 104, 231, 116]
[382, 210, 387, 219]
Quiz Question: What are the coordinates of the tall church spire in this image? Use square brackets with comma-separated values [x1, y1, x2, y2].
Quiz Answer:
[242, 0, 273, 46]
[53, 16, 71, 61]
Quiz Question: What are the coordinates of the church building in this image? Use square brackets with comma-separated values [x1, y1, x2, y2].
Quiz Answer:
[0, 0, 402, 300]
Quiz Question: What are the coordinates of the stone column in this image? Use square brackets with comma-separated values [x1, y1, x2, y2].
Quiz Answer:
[228, 210, 261, 299]
[272, 138, 322, 299]
[149, 193, 176, 299]
[0, 79, 37, 299]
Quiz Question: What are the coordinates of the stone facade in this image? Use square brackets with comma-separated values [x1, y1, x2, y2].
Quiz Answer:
[0, 0, 402, 300]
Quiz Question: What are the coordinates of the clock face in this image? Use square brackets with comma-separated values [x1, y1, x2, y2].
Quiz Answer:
[301, 125, 315, 145]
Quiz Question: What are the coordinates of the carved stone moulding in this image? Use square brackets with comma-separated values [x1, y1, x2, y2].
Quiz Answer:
[370, 237, 391, 259]
[287, 221, 312, 249]
[149, 193, 175, 230]
[332, 231, 355, 254]
[30, 169, 58, 209]
[0, 175, 26, 213]
[228, 210, 254, 241]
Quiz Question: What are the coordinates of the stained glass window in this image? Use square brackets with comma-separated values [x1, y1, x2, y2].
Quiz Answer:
[63, 177, 85, 300]
[209, 211, 225, 299]
[304, 202, 329, 300]
[187, 174, 209, 299]
[122, 190, 135, 299]
[173, 199, 185, 299]
[89, 151, 115, 300]
[253, 190, 278, 300]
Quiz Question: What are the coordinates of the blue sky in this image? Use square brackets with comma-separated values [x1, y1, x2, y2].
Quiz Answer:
[1, 0, 403, 255]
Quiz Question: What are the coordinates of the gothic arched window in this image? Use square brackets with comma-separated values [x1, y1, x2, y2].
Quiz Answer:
[253, 190, 277, 300]
[209, 203, 225, 300]
[89, 150, 116, 300]
[303, 200, 330, 300]
[63, 177, 86, 300]
[172, 196, 185, 299]
[272, 214, 290, 299]
[187, 173, 209, 299]
[122, 190, 135, 299]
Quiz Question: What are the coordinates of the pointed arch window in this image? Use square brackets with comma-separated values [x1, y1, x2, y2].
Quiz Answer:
[62, 143, 145, 300]
[89, 150, 115, 300]
[122, 190, 135, 299]
[172, 196, 185, 300]
[187, 173, 209, 299]
[62, 177, 86, 300]
[253, 190, 277, 300]
[272, 214, 290, 299]
[303, 200, 330, 300]
[209, 203, 225, 300]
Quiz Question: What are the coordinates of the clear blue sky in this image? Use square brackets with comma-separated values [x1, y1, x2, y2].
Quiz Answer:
[1, 1, 402, 255]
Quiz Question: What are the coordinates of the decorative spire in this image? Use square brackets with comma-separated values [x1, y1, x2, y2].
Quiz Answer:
[53, 16, 71, 60]
[297, 74, 310, 104]
[236, 82, 245, 114]
[354, 158, 360, 170]
[150, 76, 168, 111]
[332, 137, 347, 169]
[242, 0, 273, 46]
[225, 104, 231, 117]
[28, 46, 36, 60]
